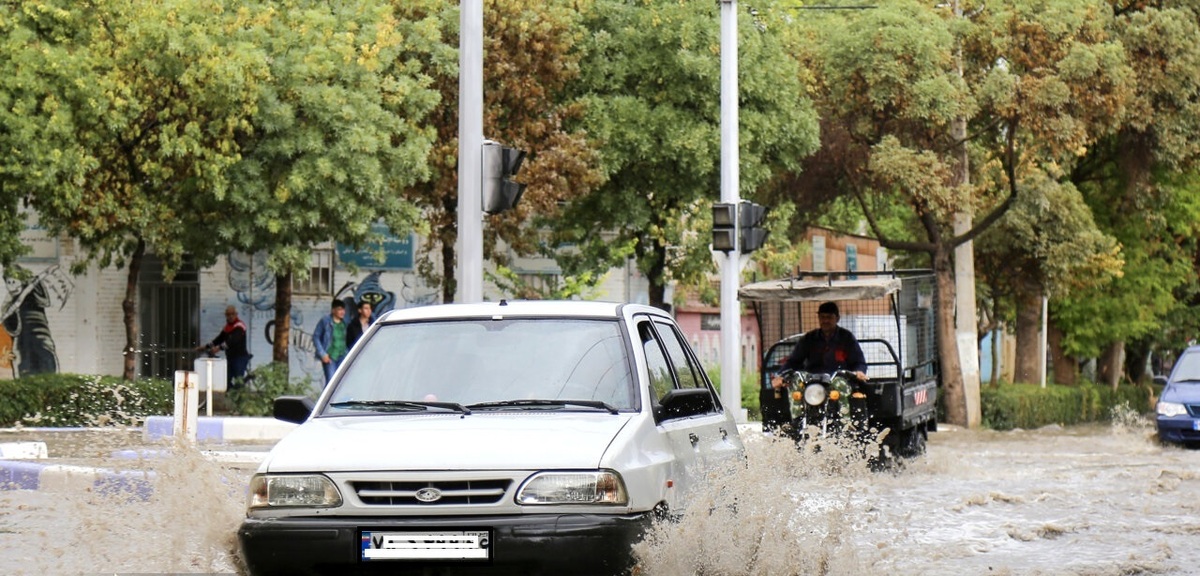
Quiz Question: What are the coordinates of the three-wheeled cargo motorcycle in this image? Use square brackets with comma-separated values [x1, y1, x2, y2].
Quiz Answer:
[739, 271, 940, 459]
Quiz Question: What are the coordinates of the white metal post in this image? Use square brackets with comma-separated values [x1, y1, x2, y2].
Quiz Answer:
[456, 0, 484, 303]
[719, 0, 743, 421]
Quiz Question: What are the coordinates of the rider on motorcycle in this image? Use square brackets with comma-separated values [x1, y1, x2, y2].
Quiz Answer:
[764, 302, 868, 430]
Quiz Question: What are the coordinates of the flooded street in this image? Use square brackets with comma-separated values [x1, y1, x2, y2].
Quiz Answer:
[2, 414, 1198, 575]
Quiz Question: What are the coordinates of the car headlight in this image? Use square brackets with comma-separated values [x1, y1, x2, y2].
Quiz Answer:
[1157, 401, 1188, 418]
[516, 471, 628, 505]
[248, 474, 343, 508]
[803, 383, 828, 406]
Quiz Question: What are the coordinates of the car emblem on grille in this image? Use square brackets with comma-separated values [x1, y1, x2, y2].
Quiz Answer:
[415, 487, 443, 503]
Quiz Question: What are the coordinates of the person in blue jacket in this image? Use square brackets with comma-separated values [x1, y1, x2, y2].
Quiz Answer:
[312, 299, 348, 387]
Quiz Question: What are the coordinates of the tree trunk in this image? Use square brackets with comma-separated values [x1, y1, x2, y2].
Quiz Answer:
[121, 238, 145, 381]
[1097, 341, 1124, 389]
[989, 322, 1002, 386]
[1013, 285, 1041, 384]
[1048, 317, 1076, 385]
[273, 271, 292, 365]
[646, 240, 668, 311]
[441, 238, 456, 304]
[1124, 339, 1151, 384]
[934, 247, 968, 426]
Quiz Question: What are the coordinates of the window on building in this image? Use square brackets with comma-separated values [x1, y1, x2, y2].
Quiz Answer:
[293, 249, 334, 295]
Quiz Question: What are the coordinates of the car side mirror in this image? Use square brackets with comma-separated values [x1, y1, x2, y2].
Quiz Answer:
[655, 387, 715, 420]
[274, 395, 316, 424]
[1153, 375, 1168, 387]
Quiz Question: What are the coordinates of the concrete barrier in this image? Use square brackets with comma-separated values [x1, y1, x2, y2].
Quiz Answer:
[143, 415, 296, 443]
[0, 459, 153, 498]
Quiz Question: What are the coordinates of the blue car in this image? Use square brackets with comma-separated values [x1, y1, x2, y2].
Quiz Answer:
[1155, 346, 1200, 446]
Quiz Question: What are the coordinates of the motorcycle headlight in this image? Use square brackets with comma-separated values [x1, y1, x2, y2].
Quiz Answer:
[516, 470, 628, 505]
[248, 474, 342, 509]
[1157, 401, 1188, 418]
[803, 384, 827, 406]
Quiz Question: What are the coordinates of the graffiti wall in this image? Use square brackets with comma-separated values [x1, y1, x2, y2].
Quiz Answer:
[202, 251, 440, 395]
[1, 265, 73, 379]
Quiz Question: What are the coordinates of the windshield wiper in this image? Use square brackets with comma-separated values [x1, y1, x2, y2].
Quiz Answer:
[466, 399, 619, 414]
[328, 400, 471, 415]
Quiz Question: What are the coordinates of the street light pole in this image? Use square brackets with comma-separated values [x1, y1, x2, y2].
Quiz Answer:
[456, 0, 484, 303]
[719, 0, 744, 421]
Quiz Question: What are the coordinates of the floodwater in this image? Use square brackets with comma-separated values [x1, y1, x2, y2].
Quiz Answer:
[2, 412, 1198, 576]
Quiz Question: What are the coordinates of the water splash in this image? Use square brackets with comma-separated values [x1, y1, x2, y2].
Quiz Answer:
[633, 434, 885, 575]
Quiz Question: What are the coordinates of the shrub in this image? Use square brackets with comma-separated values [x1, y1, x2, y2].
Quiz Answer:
[706, 367, 761, 421]
[225, 362, 316, 416]
[0, 373, 173, 427]
[980, 381, 1153, 431]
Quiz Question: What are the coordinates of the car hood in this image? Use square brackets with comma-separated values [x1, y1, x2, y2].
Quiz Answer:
[261, 413, 634, 473]
[1161, 383, 1200, 404]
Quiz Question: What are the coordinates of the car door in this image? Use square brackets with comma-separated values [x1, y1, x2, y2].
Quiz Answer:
[637, 316, 740, 482]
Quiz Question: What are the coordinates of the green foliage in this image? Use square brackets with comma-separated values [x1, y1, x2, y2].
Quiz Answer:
[980, 382, 1153, 431]
[225, 362, 315, 417]
[220, 0, 442, 276]
[706, 367, 761, 422]
[487, 264, 605, 301]
[555, 0, 819, 307]
[0, 373, 172, 428]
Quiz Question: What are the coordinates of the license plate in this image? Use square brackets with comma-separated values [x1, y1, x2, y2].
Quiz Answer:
[360, 530, 491, 561]
[1193, 420, 1200, 431]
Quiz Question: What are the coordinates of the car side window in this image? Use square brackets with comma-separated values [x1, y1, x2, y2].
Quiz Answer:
[640, 321, 675, 402]
[654, 320, 703, 390]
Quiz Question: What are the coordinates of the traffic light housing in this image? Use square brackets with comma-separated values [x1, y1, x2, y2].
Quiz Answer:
[482, 140, 526, 215]
[712, 202, 737, 252]
[739, 201, 768, 252]
[711, 201, 768, 253]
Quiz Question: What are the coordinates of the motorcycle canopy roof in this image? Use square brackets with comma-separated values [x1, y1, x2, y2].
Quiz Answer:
[737, 276, 902, 303]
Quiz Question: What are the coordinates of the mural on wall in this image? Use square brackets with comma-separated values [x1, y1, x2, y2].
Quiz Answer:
[218, 249, 440, 389]
[1, 265, 73, 378]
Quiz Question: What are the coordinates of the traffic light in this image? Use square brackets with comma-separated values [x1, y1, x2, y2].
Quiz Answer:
[739, 201, 768, 252]
[712, 201, 768, 252]
[712, 202, 737, 252]
[482, 140, 526, 215]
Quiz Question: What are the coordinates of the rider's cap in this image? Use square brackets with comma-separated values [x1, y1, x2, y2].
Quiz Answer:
[818, 302, 839, 317]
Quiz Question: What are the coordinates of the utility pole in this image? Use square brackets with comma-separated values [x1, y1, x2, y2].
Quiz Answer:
[951, 0, 982, 427]
[456, 0, 484, 303]
[719, 0, 744, 421]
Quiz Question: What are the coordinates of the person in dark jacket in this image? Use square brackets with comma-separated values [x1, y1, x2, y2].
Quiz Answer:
[771, 301, 868, 390]
[201, 305, 252, 389]
[345, 300, 375, 350]
[760, 301, 868, 432]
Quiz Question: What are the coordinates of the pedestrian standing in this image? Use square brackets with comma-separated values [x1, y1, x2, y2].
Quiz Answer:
[313, 299, 348, 387]
[346, 300, 375, 350]
[200, 305, 252, 389]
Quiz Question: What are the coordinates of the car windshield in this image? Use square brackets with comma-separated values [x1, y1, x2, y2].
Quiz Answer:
[1172, 351, 1200, 382]
[323, 317, 637, 414]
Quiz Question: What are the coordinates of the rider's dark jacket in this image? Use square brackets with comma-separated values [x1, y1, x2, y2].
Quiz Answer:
[783, 326, 868, 374]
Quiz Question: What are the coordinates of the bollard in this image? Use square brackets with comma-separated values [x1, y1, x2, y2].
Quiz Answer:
[173, 370, 199, 442]
[194, 357, 227, 417]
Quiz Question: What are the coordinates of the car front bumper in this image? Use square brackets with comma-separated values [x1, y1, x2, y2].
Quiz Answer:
[1156, 415, 1200, 444]
[238, 512, 652, 576]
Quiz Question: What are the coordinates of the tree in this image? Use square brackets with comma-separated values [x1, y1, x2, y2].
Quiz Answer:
[218, 1, 443, 364]
[3, 0, 268, 379]
[394, 0, 602, 304]
[1050, 2, 1200, 387]
[777, 0, 1141, 425]
[556, 0, 818, 310]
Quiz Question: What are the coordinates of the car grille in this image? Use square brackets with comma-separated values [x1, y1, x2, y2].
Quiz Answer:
[351, 479, 512, 506]
[1188, 404, 1200, 417]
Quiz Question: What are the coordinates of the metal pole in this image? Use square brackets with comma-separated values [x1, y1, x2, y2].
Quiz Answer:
[719, 0, 743, 422]
[456, 0, 484, 303]
[1040, 294, 1048, 388]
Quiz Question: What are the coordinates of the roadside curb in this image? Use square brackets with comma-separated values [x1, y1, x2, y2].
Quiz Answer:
[0, 459, 153, 497]
[143, 415, 296, 442]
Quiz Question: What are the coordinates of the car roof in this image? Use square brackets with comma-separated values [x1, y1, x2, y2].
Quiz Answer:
[375, 300, 668, 323]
